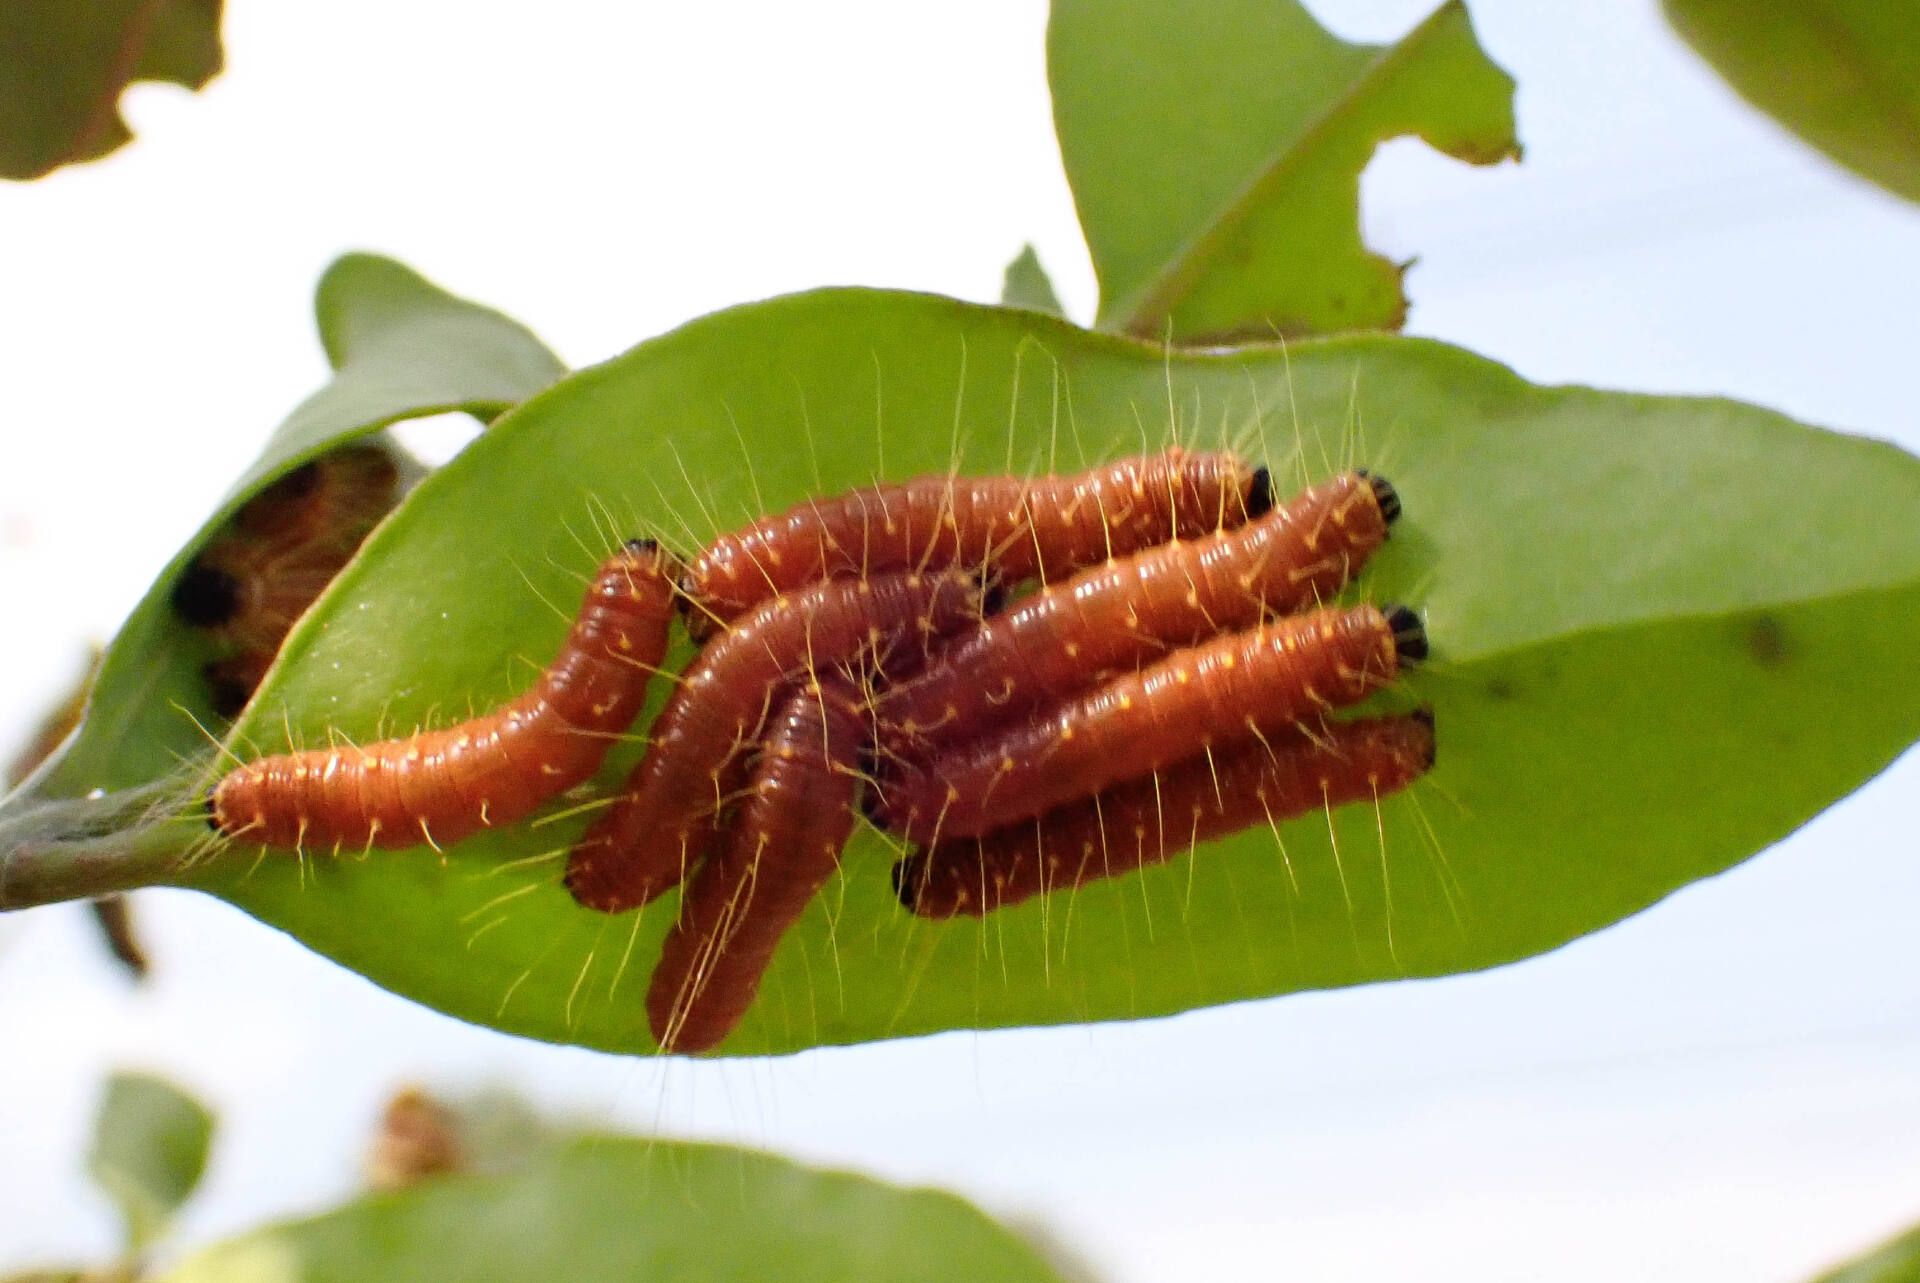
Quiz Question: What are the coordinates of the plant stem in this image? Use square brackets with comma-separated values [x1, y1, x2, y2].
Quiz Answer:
[0, 790, 191, 911]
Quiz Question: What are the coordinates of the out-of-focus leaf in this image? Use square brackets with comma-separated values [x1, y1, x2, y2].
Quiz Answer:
[1001, 244, 1067, 317]
[8, 254, 564, 823]
[161, 1137, 1069, 1283]
[1811, 1222, 1920, 1282]
[87, 1072, 214, 1255]
[1051, 0, 1519, 341]
[1666, 0, 1920, 206]
[0, 0, 224, 180]
[44, 286, 1906, 1057]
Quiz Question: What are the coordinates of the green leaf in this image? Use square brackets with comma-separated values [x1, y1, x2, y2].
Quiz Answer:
[13, 254, 564, 824]
[1665, 0, 1920, 206]
[87, 1071, 215, 1255]
[54, 287, 1901, 1057]
[0, 0, 223, 181]
[1811, 1223, 1920, 1282]
[1001, 244, 1067, 317]
[159, 1136, 1069, 1283]
[1051, 0, 1519, 342]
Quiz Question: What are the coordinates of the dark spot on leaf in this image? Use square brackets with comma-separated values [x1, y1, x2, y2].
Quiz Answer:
[1744, 614, 1790, 668]
[1484, 677, 1518, 702]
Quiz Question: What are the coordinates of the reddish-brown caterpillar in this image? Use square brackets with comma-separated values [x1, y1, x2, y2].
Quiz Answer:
[563, 569, 986, 914]
[646, 674, 867, 1053]
[877, 470, 1398, 753]
[893, 711, 1436, 918]
[872, 603, 1427, 842]
[172, 444, 402, 716]
[209, 541, 677, 850]
[680, 447, 1270, 636]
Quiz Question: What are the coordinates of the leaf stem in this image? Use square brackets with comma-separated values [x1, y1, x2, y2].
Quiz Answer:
[0, 789, 192, 911]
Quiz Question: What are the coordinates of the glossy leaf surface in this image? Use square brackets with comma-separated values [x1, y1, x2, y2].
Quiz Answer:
[111, 287, 1920, 1056]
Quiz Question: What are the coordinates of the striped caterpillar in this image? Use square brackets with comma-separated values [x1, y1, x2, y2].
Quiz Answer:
[562, 570, 986, 914]
[646, 674, 867, 1053]
[893, 712, 1436, 918]
[876, 469, 1397, 753]
[870, 603, 1427, 843]
[680, 448, 1269, 637]
[172, 445, 402, 717]
[209, 541, 676, 850]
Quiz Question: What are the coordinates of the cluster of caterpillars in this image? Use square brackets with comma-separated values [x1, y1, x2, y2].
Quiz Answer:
[172, 445, 401, 717]
[206, 448, 1433, 1053]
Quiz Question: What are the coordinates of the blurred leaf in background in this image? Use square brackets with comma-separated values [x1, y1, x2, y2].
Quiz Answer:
[1810, 1220, 1920, 1281]
[0, 0, 224, 180]
[1666, 0, 1920, 206]
[1050, 0, 1519, 341]
[163, 1135, 1072, 1283]
[86, 1072, 214, 1258]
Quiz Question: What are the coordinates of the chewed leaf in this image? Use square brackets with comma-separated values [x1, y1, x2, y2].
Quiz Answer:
[0, 0, 223, 180]
[21, 254, 564, 808]
[55, 286, 1905, 1058]
[158, 1135, 1070, 1283]
[1051, 0, 1519, 341]
[1665, 0, 1920, 207]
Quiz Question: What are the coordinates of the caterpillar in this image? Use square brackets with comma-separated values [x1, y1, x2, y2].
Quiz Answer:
[876, 470, 1398, 753]
[871, 603, 1427, 842]
[563, 569, 985, 914]
[209, 540, 677, 850]
[172, 444, 402, 716]
[646, 674, 866, 1054]
[680, 447, 1270, 637]
[893, 711, 1436, 918]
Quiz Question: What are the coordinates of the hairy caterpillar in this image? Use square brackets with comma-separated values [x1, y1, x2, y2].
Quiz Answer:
[893, 711, 1436, 918]
[680, 447, 1269, 636]
[877, 470, 1398, 752]
[871, 603, 1427, 842]
[646, 675, 866, 1053]
[210, 541, 676, 850]
[563, 569, 986, 914]
[171, 445, 402, 716]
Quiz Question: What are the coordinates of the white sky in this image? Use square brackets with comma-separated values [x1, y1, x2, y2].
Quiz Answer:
[4, 1, 1920, 1280]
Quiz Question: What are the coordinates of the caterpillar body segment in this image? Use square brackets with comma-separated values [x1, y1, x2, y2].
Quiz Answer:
[871, 603, 1427, 843]
[680, 448, 1269, 637]
[209, 541, 677, 850]
[877, 470, 1398, 753]
[893, 711, 1436, 918]
[647, 675, 867, 1053]
[563, 570, 985, 914]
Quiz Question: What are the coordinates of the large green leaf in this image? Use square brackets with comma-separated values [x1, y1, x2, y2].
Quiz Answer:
[0, 0, 223, 180]
[159, 1136, 1067, 1283]
[1666, 0, 1920, 206]
[15, 254, 564, 819]
[88, 1072, 215, 1255]
[1811, 1223, 1920, 1282]
[1050, 0, 1519, 342]
[27, 286, 1895, 1057]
